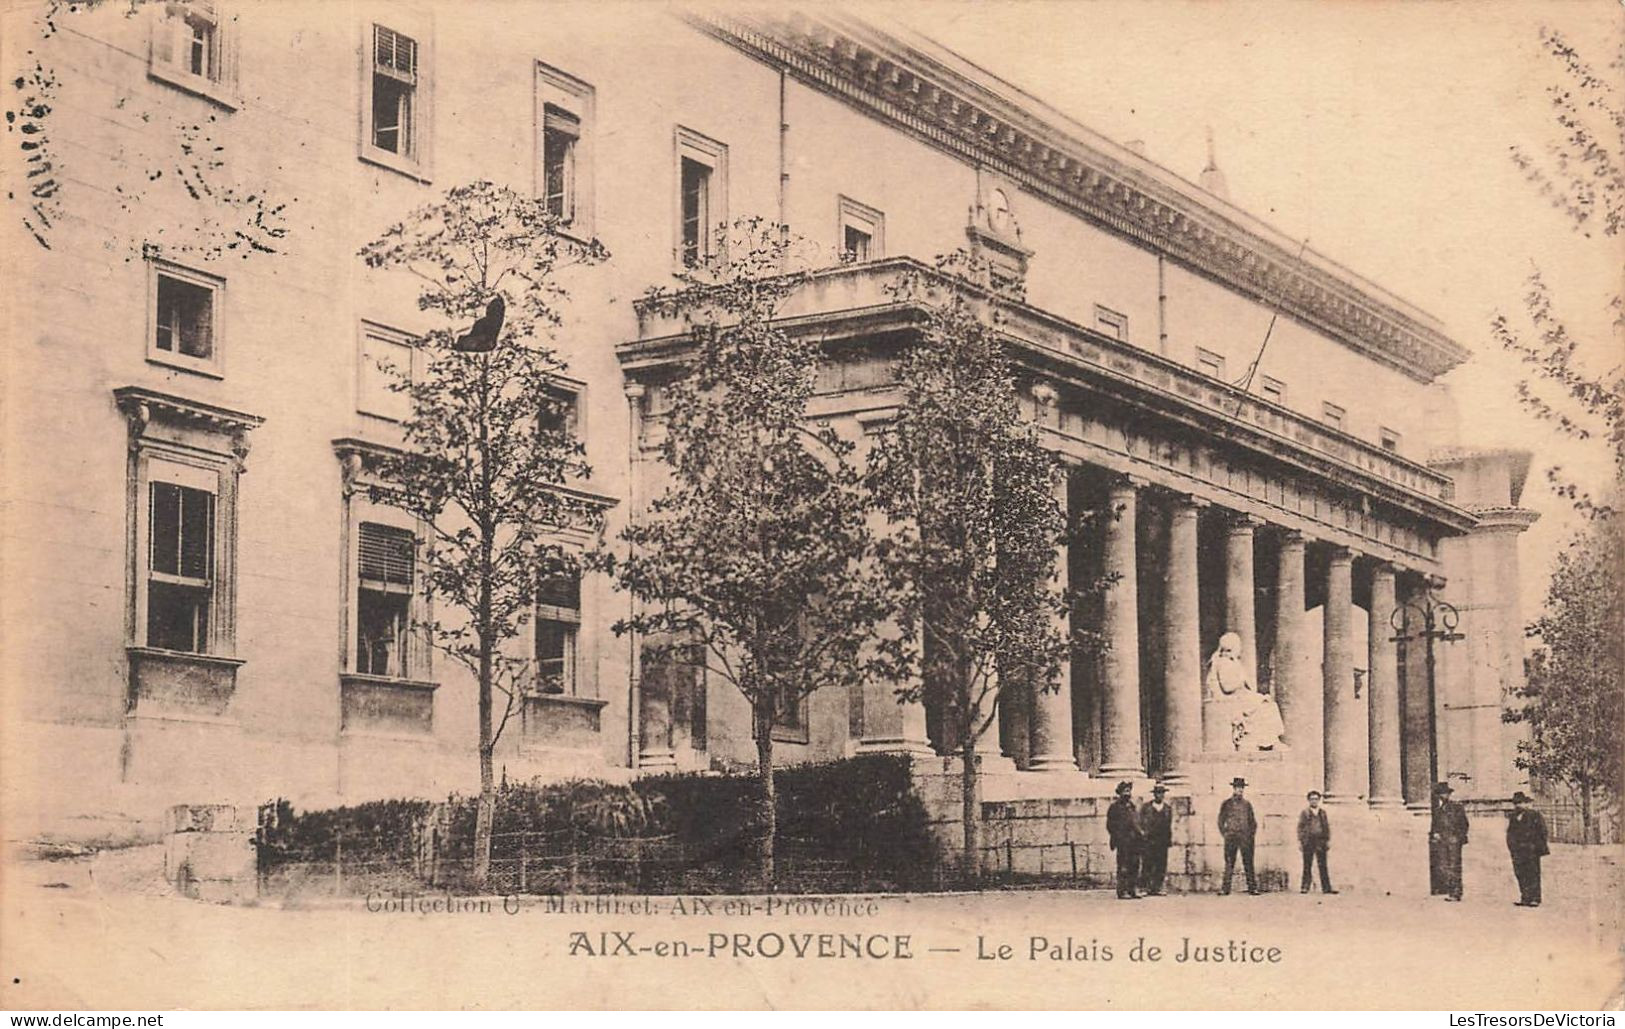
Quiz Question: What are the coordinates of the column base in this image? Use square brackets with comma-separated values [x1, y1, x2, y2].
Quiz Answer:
[1026, 753, 1082, 773]
[1098, 764, 1147, 778]
[638, 748, 678, 771]
[1367, 795, 1406, 809]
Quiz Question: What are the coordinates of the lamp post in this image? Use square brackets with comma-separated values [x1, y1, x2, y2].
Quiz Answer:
[1390, 580, 1463, 789]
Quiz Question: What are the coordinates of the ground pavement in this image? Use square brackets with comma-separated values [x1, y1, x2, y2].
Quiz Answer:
[1, 843, 1619, 1010]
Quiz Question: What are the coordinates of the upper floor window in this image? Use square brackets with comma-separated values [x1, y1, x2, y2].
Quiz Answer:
[1095, 305, 1129, 342]
[148, 1, 239, 108]
[1195, 346, 1226, 380]
[361, 19, 431, 180]
[674, 127, 727, 268]
[536, 569, 581, 695]
[538, 378, 584, 442]
[1322, 402, 1347, 431]
[150, 261, 224, 377]
[1260, 375, 1287, 405]
[1379, 426, 1402, 454]
[536, 63, 594, 233]
[357, 321, 416, 422]
[838, 196, 884, 263]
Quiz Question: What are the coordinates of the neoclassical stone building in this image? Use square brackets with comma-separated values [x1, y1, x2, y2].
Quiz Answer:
[1, 3, 1534, 852]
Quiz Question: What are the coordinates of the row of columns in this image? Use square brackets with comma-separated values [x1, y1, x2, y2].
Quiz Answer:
[1018, 472, 1416, 803]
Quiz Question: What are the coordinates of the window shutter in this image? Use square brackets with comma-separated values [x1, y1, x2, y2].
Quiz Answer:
[151, 9, 177, 67]
[359, 523, 414, 586]
[537, 570, 580, 610]
[374, 25, 417, 81]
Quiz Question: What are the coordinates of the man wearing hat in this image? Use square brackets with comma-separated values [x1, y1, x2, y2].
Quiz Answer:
[1430, 781, 1469, 901]
[1505, 791, 1550, 907]
[1218, 777, 1259, 895]
[1296, 790, 1337, 894]
[1106, 781, 1143, 899]
[1138, 783, 1175, 896]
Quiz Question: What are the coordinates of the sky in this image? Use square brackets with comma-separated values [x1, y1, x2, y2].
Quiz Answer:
[888, 0, 1623, 617]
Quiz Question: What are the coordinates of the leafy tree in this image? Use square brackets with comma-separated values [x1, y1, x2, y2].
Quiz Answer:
[1494, 28, 1624, 836]
[597, 220, 889, 887]
[358, 181, 608, 886]
[865, 253, 1071, 883]
[1504, 523, 1623, 841]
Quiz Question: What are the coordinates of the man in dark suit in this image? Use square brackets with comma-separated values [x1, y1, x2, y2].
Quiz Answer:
[1138, 783, 1174, 896]
[1296, 789, 1337, 894]
[1506, 791, 1550, 907]
[1430, 781, 1469, 901]
[1106, 780, 1143, 899]
[1218, 777, 1259, 896]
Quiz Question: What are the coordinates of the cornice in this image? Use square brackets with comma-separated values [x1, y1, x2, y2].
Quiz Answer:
[691, 10, 1471, 384]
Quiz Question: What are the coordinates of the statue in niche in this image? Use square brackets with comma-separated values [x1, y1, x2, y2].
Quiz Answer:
[1205, 632, 1286, 751]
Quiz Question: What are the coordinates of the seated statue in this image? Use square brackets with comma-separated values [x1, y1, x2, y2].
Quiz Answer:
[1204, 632, 1285, 751]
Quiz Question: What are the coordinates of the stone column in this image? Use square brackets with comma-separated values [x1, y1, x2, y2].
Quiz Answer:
[1322, 547, 1362, 799]
[1028, 466, 1077, 772]
[1272, 531, 1318, 782]
[1399, 573, 1435, 808]
[1224, 514, 1261, 682]
[1368, 563, 1404, 806]
[1160, 494, 1203, 783]
[1099, 477, 1144, 777]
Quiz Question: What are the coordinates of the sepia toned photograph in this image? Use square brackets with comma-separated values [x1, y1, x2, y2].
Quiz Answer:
[1, 0, 1620, 1013]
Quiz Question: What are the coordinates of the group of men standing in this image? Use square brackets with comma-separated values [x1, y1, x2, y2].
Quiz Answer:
[1105, 777, 1550, 904]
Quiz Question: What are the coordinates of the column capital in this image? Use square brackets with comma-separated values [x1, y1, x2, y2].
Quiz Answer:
[624, 382, 647, 401]
[1324, 544, 1357, 564]
[1105, 472, 1149, 494]
[1225, 511, 1265, 534]
[1275, 527, 1307, 548]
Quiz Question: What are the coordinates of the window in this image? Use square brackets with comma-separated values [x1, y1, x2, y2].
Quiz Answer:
[361, 20, 431, 178]
[149, 262, 223, 376]
[117, 386, 260, 671]
[837, 196, 884, 263]
[356, 523, 415, 677]
[1322, 402, 1347, 430]
[357, 322, 416, 422]
[536, 568, 581, 695]
[1379, 426, 1402, 453]
[1095, 305, 1129, 342]
[147, 480, 215, 653]
[1195, 346, 1226, 380]
[1260, 375, 1287, 404]
[773, 680, 809, 742]
[674, 127, 727, 268]
[538, 379, 583, 441]
[536, 64, 594, 232]
[148, 1, 238, 107]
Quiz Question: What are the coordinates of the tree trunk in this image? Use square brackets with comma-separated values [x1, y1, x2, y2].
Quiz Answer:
[755, 703, 776, 891]
[960, 726, 979, 887]
[1581, 782, 1595, 845]
[472, 351, 496, 889]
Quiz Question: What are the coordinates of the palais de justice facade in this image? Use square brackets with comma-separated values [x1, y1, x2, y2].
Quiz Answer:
[2, 5, 1535, 847]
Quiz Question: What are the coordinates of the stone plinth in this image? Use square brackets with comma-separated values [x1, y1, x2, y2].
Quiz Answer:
[164, 803, 254, 903]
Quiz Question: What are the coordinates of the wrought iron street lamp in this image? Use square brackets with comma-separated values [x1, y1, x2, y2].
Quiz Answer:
[1390, 580, 1464, 789]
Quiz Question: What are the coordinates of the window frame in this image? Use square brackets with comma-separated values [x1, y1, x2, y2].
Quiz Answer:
[147, 260, 225, 379]
[1094, 305, 1129, 342]
[673, 126, 728, 270]
[356, 321, 419, 422]
[535, 62, 595, 237]
[335, 441, 434, 686]
[1379, 426, 1403, 453]
[837, 195, 884, 263]
[1259, 375, 1287, 405]
[537, 374, 586, 447]
[354, 521, 418, 679]
[1194, 346, 1226, 381]
[1322, 401, 1348, 431]
[359, 16, 433, 182]
[147, 0, 240, 110]
[535, 564, 583, 697]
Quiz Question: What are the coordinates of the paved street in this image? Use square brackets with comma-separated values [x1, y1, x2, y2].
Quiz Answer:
[2, 845, 1619, 1010]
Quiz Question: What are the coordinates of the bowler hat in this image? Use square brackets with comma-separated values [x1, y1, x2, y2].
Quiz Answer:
[1231, 777, 1247, 787]
[1114, 781, 1133, 795]
[1152, 783, 1169, 794]
[1434, 781, 1454, 795]
[1511, 791, 1532, 803]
